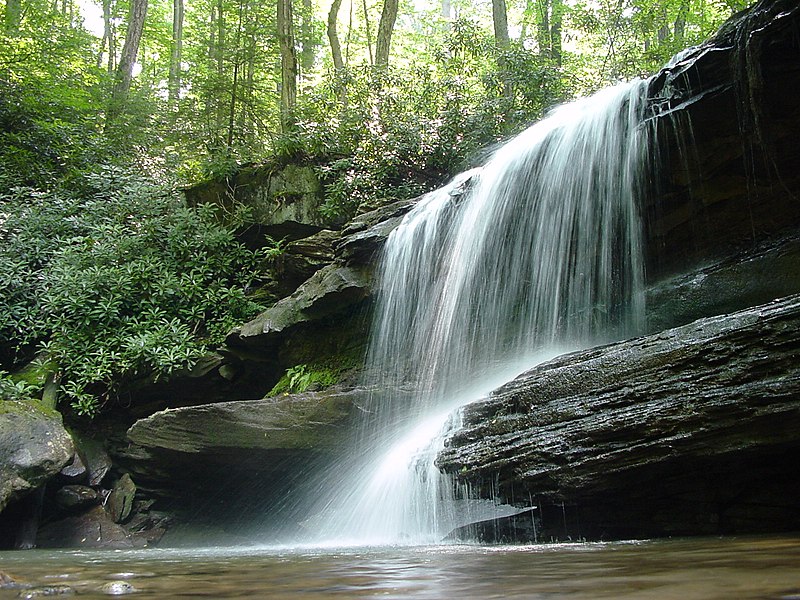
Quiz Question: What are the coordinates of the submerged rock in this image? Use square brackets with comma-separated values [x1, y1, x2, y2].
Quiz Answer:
[438, 294, 800, 539]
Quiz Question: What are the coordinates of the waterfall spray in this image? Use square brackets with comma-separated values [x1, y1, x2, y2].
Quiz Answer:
[310, 79, 651, 545]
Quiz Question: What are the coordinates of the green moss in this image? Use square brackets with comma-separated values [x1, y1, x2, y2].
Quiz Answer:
[0, 398, 61, 420]
[12, 357, 57, 389]
[268, 351, 362, 396]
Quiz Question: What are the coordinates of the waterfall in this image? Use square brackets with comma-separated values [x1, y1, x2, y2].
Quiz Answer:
[310, 79, 651, 546]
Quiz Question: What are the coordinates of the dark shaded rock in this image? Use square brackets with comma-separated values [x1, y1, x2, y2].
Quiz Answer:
[335, 198, 417, 265]
[643, 0, 800, 281]
[0, 401, 74, 511]
[120, 387, 369, 536]
[646, 235, 800, 333]
[54, 485, 98, 511]
[36, 505, 135, 549]
[57, 453, 86, 482]
[438, 294, 800, 539]
[76, 436, 112, 487]
[269, 229, 340, 296]
[127, 387, 364, 453]
[446, 509, 538, 544]
[227, 264, 371, 352]
[106, 474, 136, 523]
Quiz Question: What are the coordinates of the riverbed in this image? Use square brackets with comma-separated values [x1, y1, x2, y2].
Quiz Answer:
[1, 536, 798, 599]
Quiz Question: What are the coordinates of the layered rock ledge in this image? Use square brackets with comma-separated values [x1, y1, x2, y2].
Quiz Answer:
[438, 294, 800, 539]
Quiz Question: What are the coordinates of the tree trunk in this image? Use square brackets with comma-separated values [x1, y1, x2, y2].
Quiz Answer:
[108, 0, 148, 121]
[327, 0, 345, 71]
[168, 0, 184, 105]
[361, 0, 374, 65]
[374, 0, 399, 68]
[277, 0, 297, 133]
[300, 0, 315, 76]
[442, 0, 451, 19]
[492, 0, 510, 49]
[3, 0, 21, 34]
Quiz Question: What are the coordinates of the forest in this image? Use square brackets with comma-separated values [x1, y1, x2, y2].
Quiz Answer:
[1, 0, 747, 419]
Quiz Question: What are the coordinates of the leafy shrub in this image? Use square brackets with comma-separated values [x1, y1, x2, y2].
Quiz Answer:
[0, 166, 266, 417]
[269, 363, 341, 396]
[278, 21, 567, 220]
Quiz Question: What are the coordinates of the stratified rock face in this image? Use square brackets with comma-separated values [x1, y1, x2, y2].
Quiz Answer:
[227, 263, 372, 353]
[0, 401, 74, 511]
[127, 388, 362, 453]
[644, 0, 800, 280]
[438, 294, 800, 538]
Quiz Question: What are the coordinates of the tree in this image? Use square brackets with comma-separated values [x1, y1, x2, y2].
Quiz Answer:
[327, 0, 345, 71]
[375, 0, 399, 68]
[277, 0, 297, 132]
[168, 0, 184, 105]
[535, 0, 563, 64]
[491, 0, 510, 49]
[109, 0, 149, 120]
[3, 0, 21, 34]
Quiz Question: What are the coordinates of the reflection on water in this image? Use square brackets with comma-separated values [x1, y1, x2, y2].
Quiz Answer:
[1, 536, 799, 599]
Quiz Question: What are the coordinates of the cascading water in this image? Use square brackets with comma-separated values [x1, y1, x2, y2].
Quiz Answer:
[309, 79, 651, 546]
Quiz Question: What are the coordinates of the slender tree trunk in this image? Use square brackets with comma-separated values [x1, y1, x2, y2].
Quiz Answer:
[300, 0, 315, 76]
[277, 0, 297, 133]
[345, 0, 353, 64]
[362, 0, 373, 65]
[492, 0, 512, 102]
[3, 0, 21, 34]
[327, 0, 345, 71]
[227, 0, 244, 149]
[536, 0, 550, 56]
[442, 0, 451, 19]
[492, 0, 510, 49]
[674, 0, 689, 42]
[550, 0, 562, 65]
[168, 0, 184, 105]
[375, 0, 398, 68]
[108, 0, 148, 121]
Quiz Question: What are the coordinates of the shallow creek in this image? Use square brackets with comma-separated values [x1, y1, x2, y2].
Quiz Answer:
[1, 536, 799, 599]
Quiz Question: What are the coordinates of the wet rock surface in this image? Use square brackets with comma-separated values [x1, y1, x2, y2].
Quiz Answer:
[643, 0, 800, 281]
[0, 402, 74, 512]
[438, 294, 800, 539]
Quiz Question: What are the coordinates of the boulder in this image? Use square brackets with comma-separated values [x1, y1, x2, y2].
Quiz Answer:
[185, 162, 330, 240]
[227, 263, 371, 352]
[54, 485, 99, 511]
[106, 474, 136, 523]
[36, 505, 136, 549]
[0, 401, 74, 511]
[438, 294, 800, 539]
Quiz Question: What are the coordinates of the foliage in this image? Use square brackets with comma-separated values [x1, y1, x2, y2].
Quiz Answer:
[269, 361, 351, 396]
[281, 22, 566, 219]
[0, 167, 266, 417]
[0, 370, 41, 402]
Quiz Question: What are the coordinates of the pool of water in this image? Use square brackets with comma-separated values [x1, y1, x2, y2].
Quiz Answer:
[1, 536, 799, 599]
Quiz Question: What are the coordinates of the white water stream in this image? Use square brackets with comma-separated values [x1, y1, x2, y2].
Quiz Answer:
[308, 80, 651, 545]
